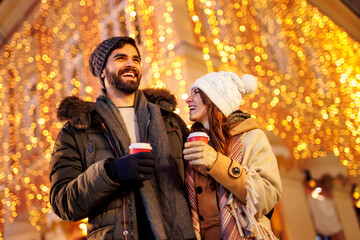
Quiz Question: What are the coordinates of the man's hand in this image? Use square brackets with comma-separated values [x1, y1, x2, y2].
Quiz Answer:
[183, 141, 218, 169]
[106, 152, 156, 183]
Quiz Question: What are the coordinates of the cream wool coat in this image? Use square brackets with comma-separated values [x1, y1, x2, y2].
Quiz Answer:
[208, 118, 282, 232]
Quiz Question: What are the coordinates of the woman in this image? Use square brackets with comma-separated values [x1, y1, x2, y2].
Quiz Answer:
[184, 71, 282, 240]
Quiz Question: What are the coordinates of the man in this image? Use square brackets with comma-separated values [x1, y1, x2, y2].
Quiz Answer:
[50, 37, 195, 240]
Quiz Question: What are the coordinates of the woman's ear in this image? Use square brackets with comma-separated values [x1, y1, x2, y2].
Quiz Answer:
[100, 70, 105, 79]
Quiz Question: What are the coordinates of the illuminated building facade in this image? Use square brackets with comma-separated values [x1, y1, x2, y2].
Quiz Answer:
[0, 0, 359, 239]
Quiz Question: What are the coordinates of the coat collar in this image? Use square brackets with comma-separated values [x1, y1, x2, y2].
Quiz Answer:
[57, 88, 178, 129]
[229, 118, 264, 136]
[142, 88, 177, 112]
[57, 96, 94, 129]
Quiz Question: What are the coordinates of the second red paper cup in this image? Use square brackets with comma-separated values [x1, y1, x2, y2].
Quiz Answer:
[129, 143, 152, 154]
[187, 132, 209, 143]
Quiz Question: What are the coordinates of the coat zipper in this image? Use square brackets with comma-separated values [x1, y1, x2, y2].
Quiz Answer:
[100, 121, 129, 239]
[123, 195, 128, 240]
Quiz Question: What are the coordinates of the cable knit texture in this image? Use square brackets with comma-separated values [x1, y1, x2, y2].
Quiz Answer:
[191, 71, 257, 117]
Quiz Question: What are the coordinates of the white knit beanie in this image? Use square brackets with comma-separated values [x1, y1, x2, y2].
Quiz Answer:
[191, 71, 257, 117]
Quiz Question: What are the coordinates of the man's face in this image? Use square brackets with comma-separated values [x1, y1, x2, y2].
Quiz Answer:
[103, 44, 142, 94]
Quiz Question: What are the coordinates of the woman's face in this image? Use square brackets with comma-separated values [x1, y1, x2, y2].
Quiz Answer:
[186, 88, 209, 130]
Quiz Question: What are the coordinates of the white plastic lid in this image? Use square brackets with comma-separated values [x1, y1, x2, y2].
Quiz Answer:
[188, 132, 209, 140]
[129, 143, 152, 150]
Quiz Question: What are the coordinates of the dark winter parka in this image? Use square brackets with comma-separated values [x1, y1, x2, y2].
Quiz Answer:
[49, 89, 194, 240]
[142, 88, 189, 182]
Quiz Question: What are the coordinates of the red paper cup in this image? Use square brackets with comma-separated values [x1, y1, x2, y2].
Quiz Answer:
[187, 132, 209, 143]
[129, 143, 152, 154]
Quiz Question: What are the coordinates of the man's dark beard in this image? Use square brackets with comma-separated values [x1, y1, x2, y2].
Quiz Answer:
[106, 67, 141, 94]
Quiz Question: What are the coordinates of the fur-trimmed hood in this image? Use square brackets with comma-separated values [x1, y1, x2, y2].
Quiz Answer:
[57, 96, 94, 129]
[142, 88, 177, 112]
[57, 88, 178, 128]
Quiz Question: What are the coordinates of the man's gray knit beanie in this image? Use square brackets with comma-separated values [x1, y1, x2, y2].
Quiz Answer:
[89, 37, 139, 87]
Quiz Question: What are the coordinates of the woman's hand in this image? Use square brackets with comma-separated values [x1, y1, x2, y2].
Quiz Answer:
[183, 141, 218, 169]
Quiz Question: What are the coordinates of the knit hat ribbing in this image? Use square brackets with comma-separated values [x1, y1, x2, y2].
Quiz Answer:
[89, 37, 139, 86]
[191, 71, 257, 117]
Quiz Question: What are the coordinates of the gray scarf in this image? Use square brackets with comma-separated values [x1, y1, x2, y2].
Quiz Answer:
[94, 89, 195, 240]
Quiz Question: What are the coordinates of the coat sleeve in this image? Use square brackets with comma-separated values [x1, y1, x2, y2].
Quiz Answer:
[240, 129, 282, 218]
[208, 129, 282, 218]
[49, 126, 120, 221]
[208, 153, 247, 203]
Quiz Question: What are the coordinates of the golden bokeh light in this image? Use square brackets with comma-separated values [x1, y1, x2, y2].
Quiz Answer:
[0, 0, 359, 238]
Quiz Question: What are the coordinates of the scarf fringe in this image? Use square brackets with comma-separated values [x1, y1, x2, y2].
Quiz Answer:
[226, 166, 278, 240]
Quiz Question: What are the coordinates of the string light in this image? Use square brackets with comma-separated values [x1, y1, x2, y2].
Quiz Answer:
[311, 187, 325, 200]
[0, 0, 182, 237]
[0, 0, 359, 238]
[79, 218, 88, 236]
[187, 0, 360, 176]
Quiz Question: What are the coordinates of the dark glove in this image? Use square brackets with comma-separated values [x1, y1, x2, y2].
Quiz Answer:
[106, 152, 156, 183]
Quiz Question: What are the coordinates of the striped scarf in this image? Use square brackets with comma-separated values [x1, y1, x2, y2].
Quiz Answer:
[219, 135, 244, 239]
[185, 134, 277, 240]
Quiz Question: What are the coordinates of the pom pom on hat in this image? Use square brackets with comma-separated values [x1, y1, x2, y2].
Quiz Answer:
[235, 74, 257, 95]
[191, 71, 257, 117]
